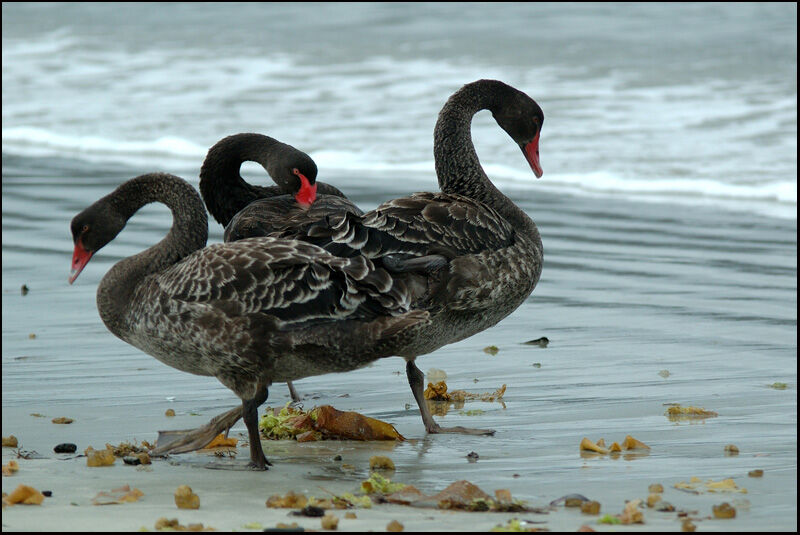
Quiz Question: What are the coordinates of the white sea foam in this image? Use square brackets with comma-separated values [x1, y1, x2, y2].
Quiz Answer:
[2, 7, 795, 220]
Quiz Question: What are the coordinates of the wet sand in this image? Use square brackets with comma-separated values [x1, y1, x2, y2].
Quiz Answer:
[2, 162, 797, 531]
[2, 401, 793, 532]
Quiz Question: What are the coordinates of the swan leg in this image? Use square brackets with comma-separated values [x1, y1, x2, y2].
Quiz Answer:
[243, 386, 271, 470]
[406, 360, 496, 436]
[151, 405, 243, 456]
[287, 381, 301, 403]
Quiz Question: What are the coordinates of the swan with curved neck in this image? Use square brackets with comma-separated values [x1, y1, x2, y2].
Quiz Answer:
[301, 79, 545, 434]
[198, 133, 363, 400]
[69, 172, 429, 470]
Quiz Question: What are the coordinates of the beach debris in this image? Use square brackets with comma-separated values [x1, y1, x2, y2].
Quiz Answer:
[21, 284, 29, 295]
[580, 435, 649, 456]
[768, 382, 788, 390]
[658, 369, 670, 378]
[681, 519, 697, 532]
[165, 408, 176, 417]
[259, 404, 404, 442]
[2, 484, 45, 505]
[646, 493, 662, 508]
[494, 489, 512, 504]
[597, 514, 621, 525]
[54, 443, 77, 453]
[550, 493, 589, 507]
[174, 485, 200, 509]
[320, 512, 339, 530]
[712, 502, 736, 519]
[267, 491, 309, 509]
[423, 381, 507, 403]
[199, 433, 238, 451]
[86, 447, 116, 467]
[30, 413, 46, 418]
[345, 512, 356, 519]
[292, 505, 326, 517]
[92, 484, 144, 505]
[423, 381, 450, 401]
[748, 469, 764, 477]
[369, 455, 395, 471]
[523, 336, 549, 347]
[467, 451, 479, 462]
[386, 520, 404, 532]
[154, 517, 214, 531]
[577, 526, 596, 532]
[579, 438, 608, 454]
[648, 483, 664, 493]
[665, 405, 718, 422]
[674, 477, 747, 494]
[622, 435, 650, 450]
[581, 500, 601, 514]
[619, 499, 644, 524]
[28, 333, 36, 339]
[51, 417, 73, 424]
[483, 345, 499, 355]
[361, 473, 407, 495]
[123, 456, 142, 465]
[2, 460, 20, 476]
[2, 435, 18, 448]
[531, 362, 542, 368]
[656, 501, 676, 512]
[724, 444, 739, 456]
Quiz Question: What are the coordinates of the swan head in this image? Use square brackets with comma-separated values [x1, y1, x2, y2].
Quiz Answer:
[265, 143, 319, 208]
[69, 199, 126, 284]
[487, 82, 544, 178]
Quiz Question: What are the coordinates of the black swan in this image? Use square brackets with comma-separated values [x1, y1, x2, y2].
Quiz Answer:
[198, 133, 363, 400]
[69, 172, 429, 470]
[299, 79, 545, 435]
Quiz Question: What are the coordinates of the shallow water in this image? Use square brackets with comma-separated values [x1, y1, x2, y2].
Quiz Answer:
[2, 2, 797, 531]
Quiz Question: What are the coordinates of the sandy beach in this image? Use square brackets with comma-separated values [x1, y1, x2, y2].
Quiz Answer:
[2, 353, 796, 533]
[3, 3, 796, 532]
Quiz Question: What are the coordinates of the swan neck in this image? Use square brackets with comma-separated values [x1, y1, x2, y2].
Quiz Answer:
[97, 173, 208, 335]
[199, 133, 282, 226]
[433, 82, 534, 232]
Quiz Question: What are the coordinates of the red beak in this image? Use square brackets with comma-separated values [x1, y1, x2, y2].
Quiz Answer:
[69, 241, 93, 284]
[523, 132, 543, 178]
[294, 172, 317, 207]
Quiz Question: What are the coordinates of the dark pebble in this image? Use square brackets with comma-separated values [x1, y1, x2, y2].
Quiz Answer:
[21, 284, 29, 296]
[467, 451, 479, 462]
[123, 456, 142, 465]
[524, 336, 549, 347]
[333, 454, 342, 461]
[291, 505, 326, 517]
[42, 490, 52, 497]
[550, 493, 590, 507]
[53, 443, 77, 454]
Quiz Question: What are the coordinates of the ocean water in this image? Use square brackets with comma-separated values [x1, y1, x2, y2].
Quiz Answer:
[2, 3, 797, 531]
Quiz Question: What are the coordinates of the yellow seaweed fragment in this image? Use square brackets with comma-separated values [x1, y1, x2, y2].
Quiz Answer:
[3, 484, 44, 505]
[665, 405, 718, 421]
[579, 438, 609, 454]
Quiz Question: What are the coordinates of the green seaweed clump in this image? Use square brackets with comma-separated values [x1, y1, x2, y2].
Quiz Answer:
[598, 514, 622, 524]
[360, 473, 407, 495]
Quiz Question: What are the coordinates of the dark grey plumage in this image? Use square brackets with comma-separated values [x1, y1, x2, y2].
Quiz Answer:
[199, 133, 363, 401]
[262, 79, 546, 435]
[69, 172, 429, 469]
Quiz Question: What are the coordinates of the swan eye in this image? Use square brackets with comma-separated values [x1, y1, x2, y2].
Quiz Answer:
[82, 224, 90, 233]
[292, 168, 301, 176]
